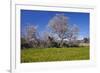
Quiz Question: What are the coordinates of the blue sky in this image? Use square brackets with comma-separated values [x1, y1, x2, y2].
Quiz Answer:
[21, 9, 89, 39]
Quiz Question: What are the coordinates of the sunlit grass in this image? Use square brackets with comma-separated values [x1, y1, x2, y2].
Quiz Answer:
[21, 47, 89, 63]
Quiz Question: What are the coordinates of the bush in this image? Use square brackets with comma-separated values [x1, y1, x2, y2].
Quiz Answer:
[63, 41, 79, 47]
[21, 38, 34, 49]
[50, 41, 60, 48]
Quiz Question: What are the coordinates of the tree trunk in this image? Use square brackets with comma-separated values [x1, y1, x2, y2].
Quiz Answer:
[60, 39, 63, 48]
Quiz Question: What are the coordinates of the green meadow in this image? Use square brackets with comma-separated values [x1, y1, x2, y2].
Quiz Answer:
[21, 47, 89, 63]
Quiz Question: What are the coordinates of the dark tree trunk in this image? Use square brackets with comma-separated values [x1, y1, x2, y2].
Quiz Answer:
[60, 38, 63, 48]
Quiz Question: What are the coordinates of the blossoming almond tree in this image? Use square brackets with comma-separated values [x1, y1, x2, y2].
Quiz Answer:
[48, 14, 68, 47]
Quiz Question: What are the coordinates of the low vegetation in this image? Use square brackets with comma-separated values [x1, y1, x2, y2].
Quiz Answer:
[21, 47, 89, 63]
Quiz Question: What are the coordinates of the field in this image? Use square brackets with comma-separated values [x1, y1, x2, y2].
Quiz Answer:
[21, 47, 89, 63]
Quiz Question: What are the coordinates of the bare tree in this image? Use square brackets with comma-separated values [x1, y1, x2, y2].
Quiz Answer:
[40, 32, 50, 48]
[25, 25, 37, 40]
[42, 32, 54, 48]
[67, 24, 79, 46]
[23, 24, 39, 48]
[48, 14, 68, 47]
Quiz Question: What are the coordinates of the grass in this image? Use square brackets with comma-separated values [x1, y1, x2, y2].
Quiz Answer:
[21, 47, 89, 63]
